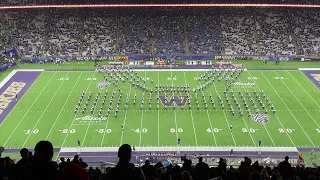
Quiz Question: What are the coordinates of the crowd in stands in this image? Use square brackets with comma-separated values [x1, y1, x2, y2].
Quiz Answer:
[1, 141, 320, 180]
[82, 9, 117, 57]
[187, 10, 221, 55]
[220, 9, 257, 55]
[0, 8, 319, 59]
[255, 9, 296, 56]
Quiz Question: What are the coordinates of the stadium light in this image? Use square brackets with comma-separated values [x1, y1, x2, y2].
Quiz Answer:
[0, 3, 319, 9]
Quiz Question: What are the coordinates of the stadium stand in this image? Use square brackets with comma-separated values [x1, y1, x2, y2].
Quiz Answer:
[255, 9, 296, 56]
[187, 9, 221, 55]
[82, 9, 118, 57]
[2, 8, 320, 58]
[291, 9, 320, 56]
[46, 9, 82, 57]
[153, 11, 185, 55]
[119, 10, 153, 55]
[220, 8, 257, 55]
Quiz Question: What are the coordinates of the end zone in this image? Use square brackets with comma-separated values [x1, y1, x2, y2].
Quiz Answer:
[0, 69, 44, 124]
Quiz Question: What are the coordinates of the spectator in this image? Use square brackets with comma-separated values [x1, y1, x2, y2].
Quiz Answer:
[100, 144, 144, 180]
[195, 157, 210, 180]
[277, 156, 292, 179]
[20, 140, 58, 180]
[16, 148, 30, 173]
[238, 158, 255, 180]
[72, 155, 80, 166]
[58, 162, 89, 180]
[58, 157, 67, 171]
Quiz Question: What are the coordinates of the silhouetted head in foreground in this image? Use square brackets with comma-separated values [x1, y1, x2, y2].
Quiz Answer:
[34, 140, 54, 162]
[118, 144, 132, 163]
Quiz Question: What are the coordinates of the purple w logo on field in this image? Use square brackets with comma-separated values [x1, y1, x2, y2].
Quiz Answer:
[159, 95, 188, 106]
[97, 82, 110, 89]
[250, 114, 269, 125]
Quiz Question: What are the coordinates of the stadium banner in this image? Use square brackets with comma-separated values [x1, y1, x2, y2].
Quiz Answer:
[21, 55, 294, 63]
[3, 48, 21, 58]
[0, 62, 16, 72]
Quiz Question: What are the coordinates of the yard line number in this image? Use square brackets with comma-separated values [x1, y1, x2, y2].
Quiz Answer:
[58, 77, 69, 81]
[275, 76, 287, 80]
[316, 128, 320, 133]
[24, 129, 39, 134]
[206, 128, 221, 133]
[242, 128, 258, 133]
[97, 129, 112, 133]
[247, 77, 259, 80]
[170, 128, 183, 133]
[278, 128, 294, 133]
[60, 129, 76, 134]
[86, 78, 97, 81]
[167, 77, 177, 81]
[135, 128, 147, 133]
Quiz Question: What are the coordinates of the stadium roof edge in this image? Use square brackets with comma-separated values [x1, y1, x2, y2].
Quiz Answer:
[0, 3, 319, 9]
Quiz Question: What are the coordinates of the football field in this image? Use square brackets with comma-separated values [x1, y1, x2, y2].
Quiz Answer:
[0, 68, 320, 149]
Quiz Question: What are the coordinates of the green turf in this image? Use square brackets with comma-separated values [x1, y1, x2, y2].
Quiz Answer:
[0, 66, 319, 149]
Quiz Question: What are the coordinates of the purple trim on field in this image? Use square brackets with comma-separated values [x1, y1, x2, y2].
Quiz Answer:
[301, 70, 320, 89]
[58, 151, 298, 157]
[57, 150, 299, 166]
[0, 71, 41, 124]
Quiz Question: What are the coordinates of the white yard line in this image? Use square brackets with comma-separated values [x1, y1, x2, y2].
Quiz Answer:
[232, 76, 256, 146]
[194, 72, 216, 146]
[45, 72, 83, 140]
[288, 71, 320, 108]
[138, 72, 147, 147]
[239, 73, 275, 146]
[22, 72, 70, 147]
[211, 74, 237, 146]
[183, 72, 198, 146]
[59, 71, 97, 148]
[273, 71, 320, 128]
[3, 72, 54, 147]
[82, 72, 101, 145]
[157, 71, 160, 146]
[260, 71, 315, 146]
[170, 71, 179, 145]
[247, 71, 295, 146]
[118, 82, 132, 146]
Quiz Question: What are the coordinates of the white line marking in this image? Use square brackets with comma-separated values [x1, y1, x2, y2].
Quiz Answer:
[235, 74, 257, 146]
[118, 80, 132, 146]
[247, 71, 295, 146]
[260, 71, 315, 146]
[3, 72, 55, 147]
[22, 72, 70, 147]
[211, 74, 237, 146]
[170, 71, 179, 145]
[183, 72, 198, 146]
[273, 71, 320, 129]
[59, 71, 97, 148]
[45, 72, 83, 140]
[138, 72, 146, 147]
[289, 71, 320, 108]
[193, 72, 216, 146]
[82, 72, 102, 144]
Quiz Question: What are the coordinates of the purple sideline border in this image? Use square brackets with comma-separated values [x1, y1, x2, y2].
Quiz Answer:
[302, 70, 320, 89]
[0, 71, 41, 124]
